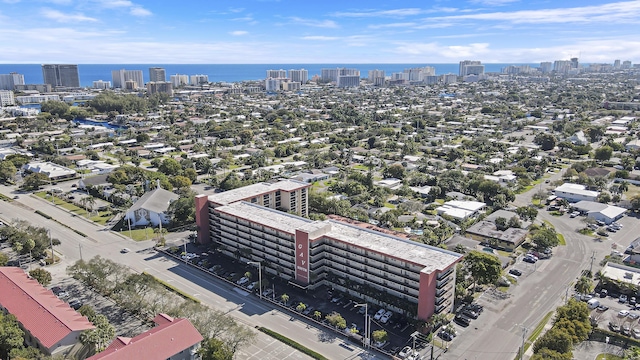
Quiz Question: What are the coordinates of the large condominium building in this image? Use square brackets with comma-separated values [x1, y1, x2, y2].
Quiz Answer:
[92, 80, 111, 89]
[146, 81, 173, 96]
[265, 78, 281, 92]
[404, 67, 435, 82]
[0, 72, 25, 90]
[553, 60, 572, 74]
[149, 67, 166, 82]
[190, 74, 209, 85]
[459, 60, 484, 76]
[266, 69, 287, 79]
[112, 69, 144, 89]
[170, 74, 189, 88]
[321, 68, 360, 82]
[337, 75, 360, 88]
[289, 69, 308, 83]
[195, 180, 462, 321]
[41, 64, 80, 88]
[368, 69, 385, 86]
[539, 62, 553, 73]
[0, 90, 15, 107]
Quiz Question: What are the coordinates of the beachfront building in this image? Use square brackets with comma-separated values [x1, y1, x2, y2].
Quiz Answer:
[195, 180, 462, 321]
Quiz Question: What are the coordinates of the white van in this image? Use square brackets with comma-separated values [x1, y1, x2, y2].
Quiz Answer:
[587, 298, 600, 309]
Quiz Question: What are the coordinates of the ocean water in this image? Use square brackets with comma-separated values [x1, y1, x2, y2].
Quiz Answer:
[0, 63, 537, 87]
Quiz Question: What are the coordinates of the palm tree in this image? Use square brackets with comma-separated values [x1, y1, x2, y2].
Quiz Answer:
[280, 293, 289, 306]
[575, 276, 593, 295]
[313, 310, 322, 321]
[620, 181, 630, 194]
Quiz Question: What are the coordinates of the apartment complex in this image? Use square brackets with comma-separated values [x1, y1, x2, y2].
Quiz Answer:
[0, 90, 15, 106]
[289, 69, 308, 83]
[195, 180, 462, 320]
[0, 72, 25, 90]
[111, 69, 144, 89]
[149, 67, 166, 82]
[146, 81, 173, 95]
[42, 64, 80, 88]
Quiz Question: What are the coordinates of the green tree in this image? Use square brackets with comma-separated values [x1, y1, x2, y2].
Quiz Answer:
[531, 227, 560, 249]
[372, 329, 388, 344]
[533, 327, 573, 354]
[383, 164, 406, 179]
[516, 206, 538, 221]
[21, 173, 49, 191]
[158, 158, 182, 176]
[530, 348, 572, 360]
[29, 268, 52, 286]
[296, 302, 306, 313]
[169, 175, 192, 189]
[594, 146, 613, 161]
[534, 133, 557, 151]
[0, 160, 17, 183]
[168, 192, 195, 226]
[508, 216, 522, 229]
[326, 311, 346, 329]
[0, 313, 25, 360]
[198, 337, 233, 360]
[0, 252, 7, 266]
[494, 217, 508, 231]
[464, 251, 502, 288]
[574, 276, 593, 295]
[280, 294, 289, 306]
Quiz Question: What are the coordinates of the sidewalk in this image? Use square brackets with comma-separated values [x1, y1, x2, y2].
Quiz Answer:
[573, 340, 625, 359]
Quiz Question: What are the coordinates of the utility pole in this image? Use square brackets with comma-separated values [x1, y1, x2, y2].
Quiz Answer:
[520, 325, 528, 360]
[589, 251, 596, 275]
[79, 243, 83, 261]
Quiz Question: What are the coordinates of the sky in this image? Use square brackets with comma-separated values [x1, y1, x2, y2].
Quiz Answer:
[0, 0, 639, 64]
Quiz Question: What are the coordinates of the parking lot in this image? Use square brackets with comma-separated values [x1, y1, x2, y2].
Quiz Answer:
[163, 240, 424, 357]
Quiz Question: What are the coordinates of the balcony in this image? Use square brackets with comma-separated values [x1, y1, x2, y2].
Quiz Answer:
[436, 276, 452, 289]
[437, 267, 454, 280]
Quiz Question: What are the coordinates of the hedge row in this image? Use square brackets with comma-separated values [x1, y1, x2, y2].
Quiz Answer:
[142, 271, 201, 304]
[34, 210, 88, 237]
[35, 210, 52, 219]
[258, 327, 329, 360]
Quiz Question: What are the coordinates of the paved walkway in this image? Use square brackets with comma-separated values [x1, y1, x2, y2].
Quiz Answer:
[572, 341, 625, 360]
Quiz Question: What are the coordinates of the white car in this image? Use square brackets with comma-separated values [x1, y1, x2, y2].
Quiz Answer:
[380, 310, 393, 324]
[398, 346, 413, 359]
[619, 309, 630, 317]
[236, 277, 249, 285]
[373, 309, 386, 321]
[120, 248, 130, 253]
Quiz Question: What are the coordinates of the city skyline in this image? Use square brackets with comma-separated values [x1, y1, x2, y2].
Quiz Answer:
[0, 1, 639, 64]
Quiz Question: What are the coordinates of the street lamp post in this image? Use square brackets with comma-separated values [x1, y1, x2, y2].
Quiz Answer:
[354, 303, 370, 349]
[247, 261, 262, 299]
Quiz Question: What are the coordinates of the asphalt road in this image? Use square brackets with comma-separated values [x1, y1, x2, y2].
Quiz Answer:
[441, 168, 632, 360]
[0, 185, 382, 360]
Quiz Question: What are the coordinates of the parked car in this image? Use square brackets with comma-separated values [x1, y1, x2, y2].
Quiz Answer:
[523, 256, 537, 264]
[374, 309, 386, 321]
[438, 331, 454, 341]
[623, 324, 632, 336]
[631, 297, 637, 306]
[398, 346, 413, 359]
[509, 269, 523, 277]
[596, 305, 609, 311]
[633, 328, 640, 339]
[462, 309, 479, 319]
[619, 309, 630, 317]
[68, 299, 83, 310]
[454, 315, 470, 327]
[600, 289, 608, 298]
[381, 310, 393, 324]
[236, 277, 249, 285]
[609, 322, 621, 332]
[120, 248, 130, 253]
[262, 288, 274, 297]
[620, 294, 628, 303]
[629, 313, 639, 320]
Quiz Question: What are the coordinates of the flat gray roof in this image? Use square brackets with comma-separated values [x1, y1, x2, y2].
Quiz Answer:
[207, 179, 309, 206]
[214, 201, 461, 272]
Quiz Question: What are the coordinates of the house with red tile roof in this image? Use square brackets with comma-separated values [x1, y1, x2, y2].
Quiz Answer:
[0, 267, 95, 356]
[88, 313, 203, 360]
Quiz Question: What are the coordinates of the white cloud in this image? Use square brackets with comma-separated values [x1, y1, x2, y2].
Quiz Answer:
[427, 1, 640, 24]
[368, 22, 417, 29]
[229, 30, 248, 36]
[289, 17, 338, 28]
[41, 8, 98, 23]
[332, 8, 424, 18]
[130, 6, 151, 17]
[301, 35, 339, 41]
[469, 0, 519, 6]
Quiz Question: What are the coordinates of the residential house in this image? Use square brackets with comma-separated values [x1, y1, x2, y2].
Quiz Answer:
[465, 221, 528, 251]
[553, 183, 599, 202]
[436, 200, 486, 220]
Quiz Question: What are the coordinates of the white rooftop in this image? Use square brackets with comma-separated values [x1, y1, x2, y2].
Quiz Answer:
[208, 179, 309, 206]
[215, 202, 461, 272]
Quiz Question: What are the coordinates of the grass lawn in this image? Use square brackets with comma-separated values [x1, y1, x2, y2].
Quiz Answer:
[626, 184, 640, 200]
[557, 233, 566, 246]
[119, 228, 156, 241]
[352, 164, 368, 171]
[36, 192, 113, 224]
[523, 311, 554, 353]
[435, 199, 445, 205]
[596, 355, 624, 360]
[90, 211, 113, 225]
[383, 203, 396, 209]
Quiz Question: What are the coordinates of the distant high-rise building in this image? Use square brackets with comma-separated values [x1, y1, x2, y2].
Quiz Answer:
[424, 76, 439, 85]
[614, 60, 621, 69]
[622, 60, 632, 69]
[570, 57, 579, 69]
[149, 67, 166, 82]
[403, 67, 435, 82]
[42, 64, 80, 88]
[321, 68, 359, 82]
[368, 69, 385, 86]
[0, 90, 15, 107]
[459, 60, 482, 76]
[289, 69, 308, 84]
[112, 69, 144, 89]
[146, 81, 173, 96]
[284, 82, 301, 91]
[14, 84, 52, 92]
[441, 74, 458, 84]
[539, 62, 552, 73]
[553, 60, 572, 74]
[170, 74, 189, 88]
[265, 78, 281, 92]
[266, 69, 287, 79]
[0, 72, 24, 90]
[336, 75, 360, 88]
[92, 80, 111, 89]
[190, 74, 209, 85]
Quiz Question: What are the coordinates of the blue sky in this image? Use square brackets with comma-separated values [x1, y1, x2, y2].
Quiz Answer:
[0, 0, 639, 64]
